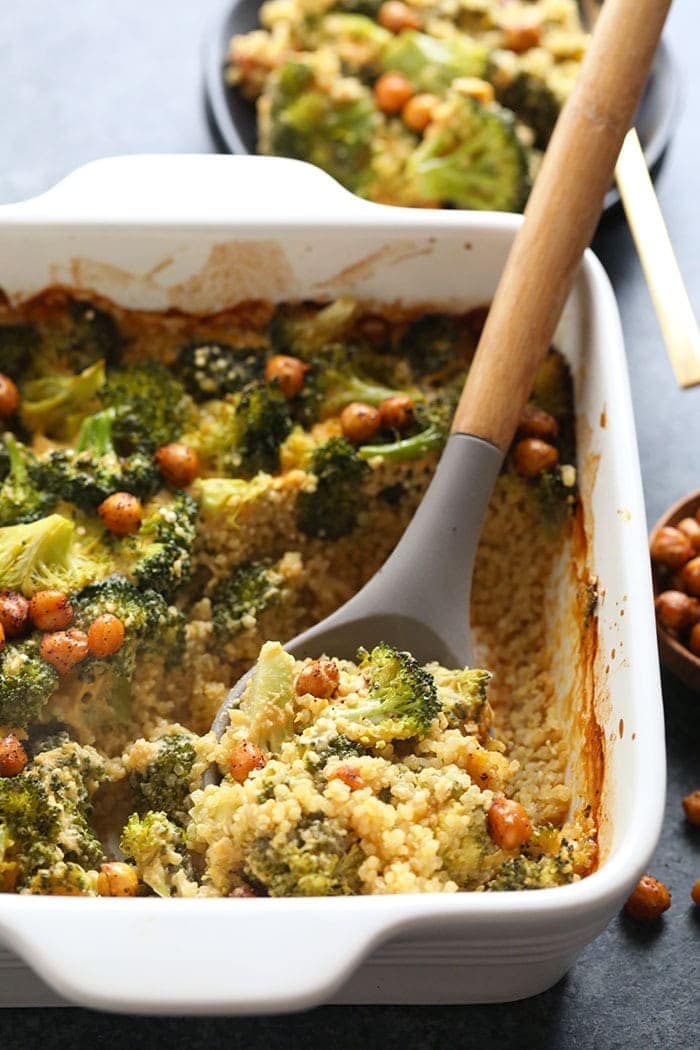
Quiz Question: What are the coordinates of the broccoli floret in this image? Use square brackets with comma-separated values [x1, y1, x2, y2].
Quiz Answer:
[72, 574, 184, 719]
[328, 643, 441, 744]
[492, 71, 560, 150]
[240, 640, 298, 755]
[126, 492, 198, 598]
[119, 810, 190, 898]
[24, 861, 97, 896]
[404, 93, 530, 211]
[397, 313, 466, 380]
[379, 30, 488, 92]
[211, 558, 287, 638]
[296, 436, 369, 540]
[0, 513, 110, 597]
[0, 737, 109, 889]
[268, 299, 358, 358]
[436, 804, 501, 889]
[193, 474, 272, 518]
[330, 0, 382, 16]
[486, 845, 575, 891]
[295, 345, 410, 426]
[0, 434, 57, 526]
[100, 362, 193, 453]
[38, 408, 160, 513]
[20, 359, 106, 440]
[262, 60, 377, 194]
[243, 814, 363, 896]
[431, 665, 492, 731]
[227, 382, 293, 478]
[0, 636, 59, 728]
[0, 323, 40, 381]
[175, 342, 264, 402]
[0, 777, 60, 876]
[127, 728, 198, 828]
[39, 299, 123, 374]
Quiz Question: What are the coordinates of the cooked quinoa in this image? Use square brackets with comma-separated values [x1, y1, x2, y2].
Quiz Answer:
[226, 0, 588, 210]
[0, 290, 598, 897]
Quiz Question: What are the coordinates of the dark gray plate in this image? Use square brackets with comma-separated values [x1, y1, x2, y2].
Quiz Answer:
[203, 1, 680, 212]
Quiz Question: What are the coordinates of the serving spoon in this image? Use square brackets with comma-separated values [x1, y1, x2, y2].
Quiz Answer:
[212, 0, 672, 739]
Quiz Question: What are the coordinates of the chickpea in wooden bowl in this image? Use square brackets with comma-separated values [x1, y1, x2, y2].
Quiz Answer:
[650, 491, 700, 690]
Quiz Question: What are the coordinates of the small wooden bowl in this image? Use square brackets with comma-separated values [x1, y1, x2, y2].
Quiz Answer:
[650, 490, 700, 691]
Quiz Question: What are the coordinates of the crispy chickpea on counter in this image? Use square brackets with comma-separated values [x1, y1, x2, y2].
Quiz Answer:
[692, 881, 700, 906]
[682, 790, 700, 826]
[0, 734, 28, 777]
[624, 875, 671, 922]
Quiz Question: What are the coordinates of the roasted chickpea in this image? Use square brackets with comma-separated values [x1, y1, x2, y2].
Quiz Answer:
[0, 373, 20, 417]
[296, 657, 340, 699]
[97, 862, 139, 898]
[0, 734, 28, 777]
[264, 354, 308, 399]
[688, 623, 700, 657]
[155, 443, 200, 488]
[0, 621, 4, 654]
[379, 394, 415, 431]
[87, 614, 126, 659]
[98, 492, 143, 536]
[650, 526, 694, 569]
[328, 765, 366, 791]
[230, 882, 260, 898]
[0, 589, 30, 638]
[402, 93, 439, 132]
[39, 629, 89, 676]
[511, 438, 559, 477]
[340, 401, 381, 444]
[378, 1, 421, 32]
[677, 516, 700, 551]
[374, 71, 414, 114]
[681, 556, 700, 597]
[624, 875, 671, 921]
[692, 880, 700, 906]
[487, 796, 532, 850]
[228, 739, 267, 783]
[654, 590, 695, 632]
[517, 405, 559, 441]
[29, 589, 73, 631]
[504, 21, 542, 53]
[682, 789, 700, 826]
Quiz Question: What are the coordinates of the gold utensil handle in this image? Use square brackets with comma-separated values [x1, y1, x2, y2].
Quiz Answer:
[452, 0, 672, 449]
[615, 128, 700, 389]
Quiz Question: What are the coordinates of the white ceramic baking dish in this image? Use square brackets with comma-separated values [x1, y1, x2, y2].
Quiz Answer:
[0, 155, 665, 1014]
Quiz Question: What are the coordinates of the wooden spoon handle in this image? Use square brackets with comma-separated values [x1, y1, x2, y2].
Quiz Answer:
[452, 0, 673, 448]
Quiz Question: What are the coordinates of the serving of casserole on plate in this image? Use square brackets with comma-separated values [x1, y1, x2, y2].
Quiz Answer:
[0, 155, 664, 1012]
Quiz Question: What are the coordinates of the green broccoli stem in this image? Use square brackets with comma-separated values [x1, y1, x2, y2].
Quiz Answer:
[5, 433, 28, 484]
[358, 424, 444, 462]
[75, 408, 118, 458]
[322, 374, 406, 417]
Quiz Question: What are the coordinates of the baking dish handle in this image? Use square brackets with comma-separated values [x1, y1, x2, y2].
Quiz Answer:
[0, 154, 387, 224]
[0, 898, 405, 1013]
